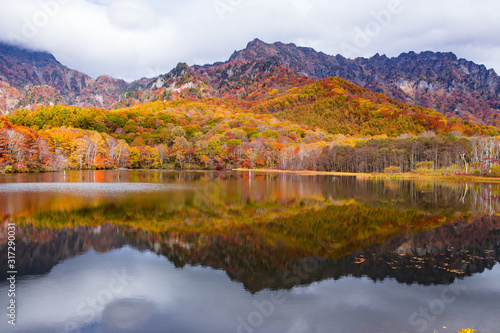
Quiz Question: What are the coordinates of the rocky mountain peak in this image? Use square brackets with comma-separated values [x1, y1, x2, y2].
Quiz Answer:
[2, 39, 500, 127]
[0, 42, 59, 66]
[226, 40, 500, 125]
[0, 42, 127, 112]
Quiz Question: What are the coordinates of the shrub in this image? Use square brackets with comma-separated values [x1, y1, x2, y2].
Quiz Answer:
[171, 126, 186, 138]
[384, 166, 400, 174]
[416, 161, 434, 171]
[123, 120, 138, 134]
[247, 131, 259, 139]
[490, 164, 500, 176]
[226, 139, 242, 147]
[263, 130, 280, 139]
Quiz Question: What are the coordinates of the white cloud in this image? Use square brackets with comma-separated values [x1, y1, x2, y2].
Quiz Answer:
[0, 247, 499, 333]
[106, 0, 159, 31]
[0, 0, 499, 81]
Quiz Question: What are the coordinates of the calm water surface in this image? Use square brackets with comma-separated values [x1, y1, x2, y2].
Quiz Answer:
[0, 170, 499, 333]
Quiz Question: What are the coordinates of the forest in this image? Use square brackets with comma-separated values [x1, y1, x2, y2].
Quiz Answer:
[251, 78, 498, 136]
[1, 93, 500, 175]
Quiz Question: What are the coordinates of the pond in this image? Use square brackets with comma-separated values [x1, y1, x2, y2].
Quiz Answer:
[0, 170, 499, 333]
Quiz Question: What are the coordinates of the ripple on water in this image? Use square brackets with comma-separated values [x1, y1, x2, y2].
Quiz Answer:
[0, 183, 198, 196]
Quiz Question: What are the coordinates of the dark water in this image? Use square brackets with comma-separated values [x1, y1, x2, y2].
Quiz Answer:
[0, 170, 499, 333]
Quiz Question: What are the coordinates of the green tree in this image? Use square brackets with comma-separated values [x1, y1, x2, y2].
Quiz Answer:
[124, 120, 138, 134]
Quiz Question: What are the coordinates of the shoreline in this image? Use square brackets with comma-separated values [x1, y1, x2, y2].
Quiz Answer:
[232, 168, 500, 182]
[4, 167, 500, 183]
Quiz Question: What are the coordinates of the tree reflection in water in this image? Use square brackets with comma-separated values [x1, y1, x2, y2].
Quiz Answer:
[1, 171, 499, 292]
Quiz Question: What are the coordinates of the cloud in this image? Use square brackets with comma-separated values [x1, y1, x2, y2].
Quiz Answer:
[106, 0, 159, 31]
[0, 0, 499, 81]
[0, 247, 499, 333]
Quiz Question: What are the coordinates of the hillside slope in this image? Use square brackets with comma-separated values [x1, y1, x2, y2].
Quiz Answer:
[251, 77, 497, 136]
[116, 60, 314, 108]
[231, 39, 500, 126]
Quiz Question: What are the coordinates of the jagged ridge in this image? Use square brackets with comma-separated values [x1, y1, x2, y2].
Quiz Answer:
[2, 39, 500, 129]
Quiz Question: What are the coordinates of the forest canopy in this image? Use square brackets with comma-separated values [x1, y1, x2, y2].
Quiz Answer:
[1, 83, 499, 174]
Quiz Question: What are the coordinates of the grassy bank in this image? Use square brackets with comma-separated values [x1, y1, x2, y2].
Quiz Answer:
[366, 172, 500, 183]
[233, 168, 500, 182]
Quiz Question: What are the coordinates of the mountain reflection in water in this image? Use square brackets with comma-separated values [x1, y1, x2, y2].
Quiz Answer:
[1, 171, 500, 333]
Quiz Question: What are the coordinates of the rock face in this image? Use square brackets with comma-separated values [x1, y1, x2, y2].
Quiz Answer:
[229, 39, 500, 126]
[2, 39, 500, 127]
[0, 42, 127, 113]
[0, 42, 90, 92]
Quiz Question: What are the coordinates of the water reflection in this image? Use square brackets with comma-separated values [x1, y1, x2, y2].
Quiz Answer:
[2, 170, 500, 218]
[1, 171, 500, 332]
[3, 215, 499, 291]
[0, 247, 499, 333]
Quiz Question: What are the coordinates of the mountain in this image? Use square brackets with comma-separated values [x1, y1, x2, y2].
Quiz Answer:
[3, 39, 500, 129]
[0, 42, 127, 113]
[114, 59, 314, 108]
[250, 77, 496, 137]
[230, 39, 500, 126]
[131, 59, 496, 136]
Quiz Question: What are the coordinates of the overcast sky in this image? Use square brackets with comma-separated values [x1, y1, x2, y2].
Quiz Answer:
[0, 0, 499, 82]
[2, 247, 499, 332]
